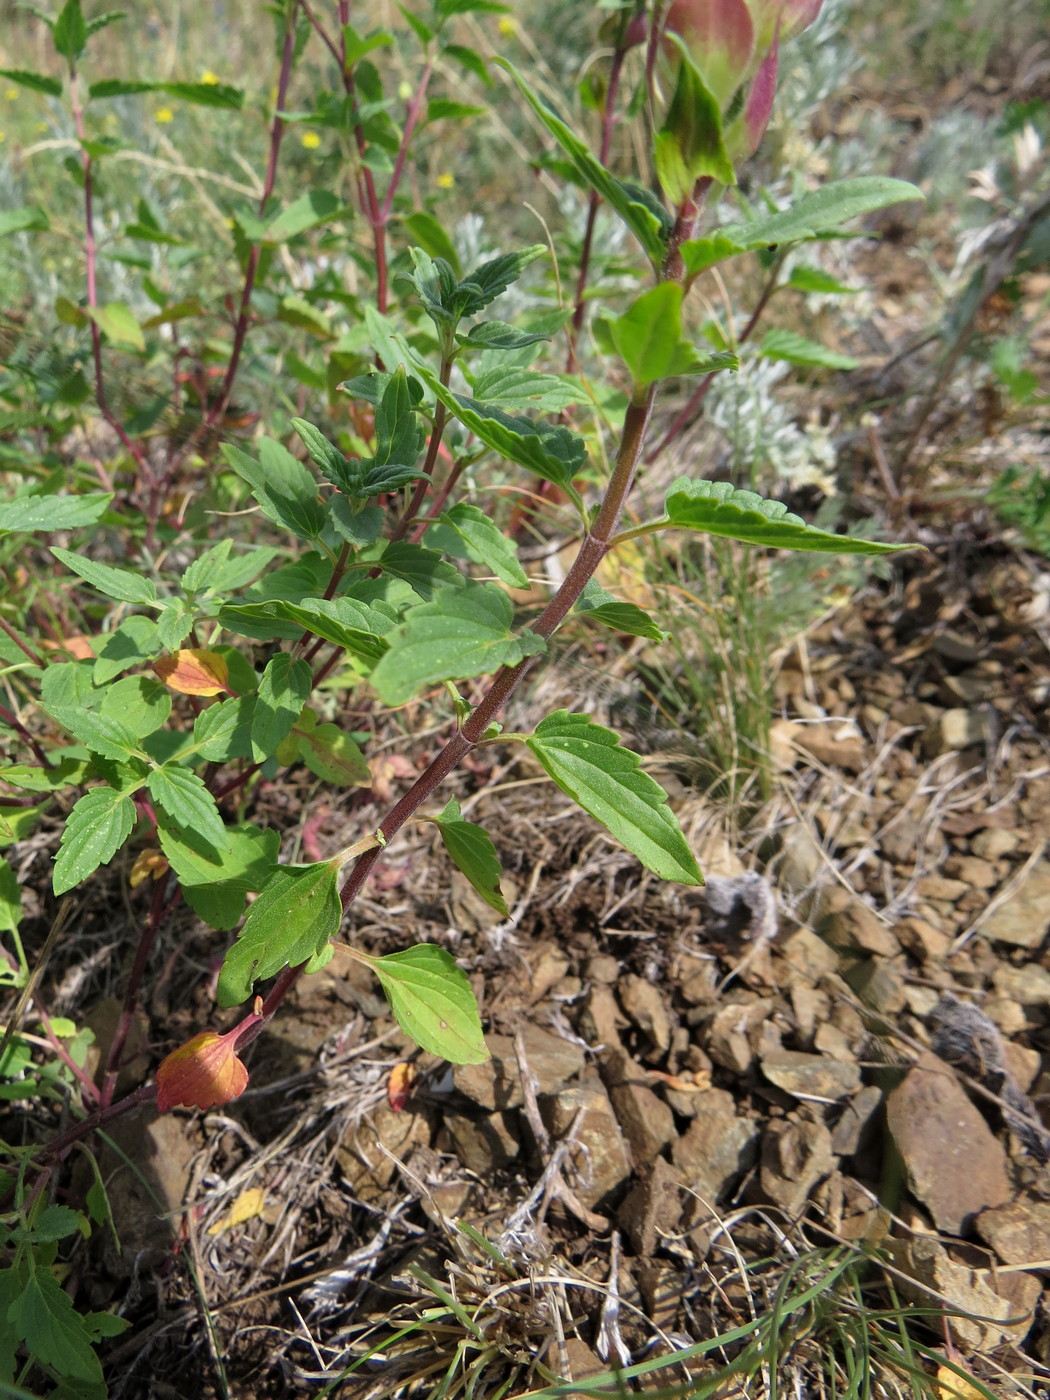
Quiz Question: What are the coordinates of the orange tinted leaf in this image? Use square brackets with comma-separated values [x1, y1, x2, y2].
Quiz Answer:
[154, 649, 230, 696]
[155, 1028, 249, 1112]
[207, 1186, 267, 1235]
[387, 1061, 416, 1112]
[129, 847, 168, 888]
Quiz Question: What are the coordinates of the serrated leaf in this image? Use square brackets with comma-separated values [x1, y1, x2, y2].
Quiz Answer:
[147, 766, 227, 854]
[424, 503, 527, 588]
[155, 602, 194, 651]
[220, 440, 325, 541]
[180, 539, 232, 593]
[787, 266, 857, 295]
[663, 479, 913, 554]
[61, 709, 143, 761]
[39, 658, 97, 724]
[458, 320, 551, 352]
[291, 417, 356, 492]
[220, 598, 390, 664]
[0, 491, 111, 534]
[157, 819, 278, 930]
[498, 59, 669, 262]
[433, 796, 508, 915]
[402, 208, 461, 272]
[370, 582, 544, 705]
[678, 232, 749, 277]
[53, 787, 136, 895]
[526, 711, 702, 885]
[24, 1204, 83, 1244]
[452, 246, 546, 318]
[160, 80, 243, 108]
[50, 546, 157, 604]
[720, 176, 924, 250]
[8, 1264, 103, 1382]
[409, 354, 585, 493]
[295, 723, 371, 786]
[468, 364, 589, 412]
[758, 328, 859, 369]
[191, 696, 255, 762]
[367, 541, 463, 601]
[0, 68, 63, 96]
[92, 615, 160, 684]
[52, 0, 88, 61]
[0, 857, 22, 934]
[263, 189, 344, 243]
[369, 944, 488, 1063]
[252, 654, 312, 761]
[217, 861, 342, 1006]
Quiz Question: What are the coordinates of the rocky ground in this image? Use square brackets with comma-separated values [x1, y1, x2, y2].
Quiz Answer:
[51, 535, 1050, 1399]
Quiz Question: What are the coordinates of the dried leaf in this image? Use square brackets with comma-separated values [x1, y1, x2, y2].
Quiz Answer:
[154, 649, 230, 696]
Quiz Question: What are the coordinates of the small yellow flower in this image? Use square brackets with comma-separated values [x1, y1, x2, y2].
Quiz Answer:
[224, 216, 236, 229]
[4, 87, 17, 101]
[200, 70, 220, 85]
[36, 121, 48, 133]
[0, 132, 5, 144]
[154, 106, 174, 123]
[497, 16, 517, 37]
[301, 130, 321, 149]
[436, 171, 455, 189]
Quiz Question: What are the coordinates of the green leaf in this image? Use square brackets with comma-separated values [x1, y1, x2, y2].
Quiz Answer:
[220, 440, 325, 541]
[191, 696, 255, 762]
[0, 68, 63, 97]
[51, 546, 157, 604]
[0, 858, 21, 935]
[86, 301, 144, 352]
[427, 98, 484, 121]
[677, 232, 748, 277]
[160, 80, 243, 109]
[263, 190, 345, 243]
[401, 209, 461, 274]
[526, 711, 702, 885]
[366, 540, 463, 601]
[786, 266, 858, 295]
[39, 659, 96, 725]
[433, 796, 508, 915]
[8, 1264, 103, 1383]
[577, 583, 668, 642]
[343, 22, 395, 66]
[0, 492, 112, 534]
[663, 479, 913, 554]
[443, 43, 492, 88]
[373, 364, 425, 475]
[453, 247, 546, 318]
[458, 321, 551, 352]
[758, 328, 859, 370]
[0, 206, 51, 238]
[87, 77, 156, 97]
[595, 283, 737, 388]
[155, 601, 194, 651]
[60, 709, 143, 761]
[721, 176, 924, 250]
[53, 787, 136, 895]
[220, 598, 390, 664]
[497, 58, 668, 263]
[468, 364, 589, 413]
[52, 0, 88, 61]
[22, 1205, 83, 1244]
[180, 538, 231, 593]
[370, 582, 544, 705]
[369, 944, 488, 1063]
[409, 354, 585, 494]
[100, 674, 171, 737]
[653, 43, 734, 200]
[217, 861, 342, 1006]
[295, 722, 371, 786]
[85, 10, 126, 39]
[147, 766, 227, 854]
[251, 654, 311, 761]
[157, 820, 278, 931]
[424, 503, 527, 588]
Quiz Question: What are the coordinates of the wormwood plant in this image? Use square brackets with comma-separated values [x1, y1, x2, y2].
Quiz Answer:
[0, 0, 923, 1388]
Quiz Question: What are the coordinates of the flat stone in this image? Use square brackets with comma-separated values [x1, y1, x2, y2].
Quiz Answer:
[817, 889, 899, 958]
[943, 856, 998, 889]
[831, 1084, 883, 1156]
[758, 1117, 835, 1217]
[972, 828, 1021, 860]
[895, 1236, 1029, 1349]
[879, 816, 922, 866]
[444, 1111, 520, 1175]
[617, 1156, 683, 1256]
[705, 999, 775, 1076]
[843, 957, 907, 1014]
[993, 962, 1050, 1006]
[761, 1050, 861, 1102]
[453, 1026, 584, 1110]
[813, 1022, 856, 1060]
[895, 916, 951, 962]
[530, 945, 571, 1001]
[923, 708, 991, 757]
[672, 1088, 759, 1206]
[618, 974, 672, 1056]
[600, 1047, 676, 1163]
[886, 1051, 1011, 1234]
[915, 875, 970, 902]
[982, 859, 1050, 948]
[977, 1195, 1050, 1266]
[338, 1105, 433, 1200]
[580, 984, 627, 1048]
[793, 722, 867, 774]
[543, 1082, 632, 1208]
[781, 928, 840, 981]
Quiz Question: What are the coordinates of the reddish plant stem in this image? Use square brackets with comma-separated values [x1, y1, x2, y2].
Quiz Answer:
[567, 19, 630, 370]
[0, 701, 51, 770]
[644, 252, 782, 463]
[390, 358, 453, 545]
[35, 1083, 158, 1169]
[235, 386, 658, 1050]
[0, 617, 45, 669]
[99, 878, 173, 1110]
[411, 456, 466, 541]
[32, 993, 100, 1104]
[379, 57, 435, 225]
[67, 68, 151, 508]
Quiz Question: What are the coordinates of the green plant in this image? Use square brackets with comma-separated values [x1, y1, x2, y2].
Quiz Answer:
[0, 0, 922, 1389]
